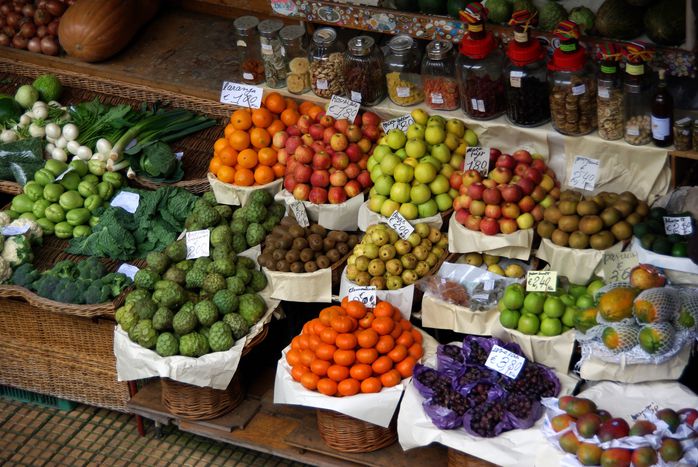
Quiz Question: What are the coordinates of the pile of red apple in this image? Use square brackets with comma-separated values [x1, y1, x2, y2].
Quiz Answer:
[451, 148, 561, 235]
[275, 111, 381, 204]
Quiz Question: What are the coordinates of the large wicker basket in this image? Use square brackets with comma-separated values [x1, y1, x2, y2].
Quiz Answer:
[447, 448, 498, 467]
[315, 409, 397, 453]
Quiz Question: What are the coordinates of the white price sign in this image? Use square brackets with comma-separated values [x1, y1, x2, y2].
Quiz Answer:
[380, 115, 415, 133]
[110, 191, 140, 214]
[220, 81, 263, 109]
[326, 95, 360, 122]
[289, 201, 309, 228]
[387, 211, 414, 240]
[569, 156, 600, 191]
[663, 216, 693, 236]
[464, 147, 490, 177]
[526, 270, 557, 292]
[347, 285, 377, 308]
[55, 166, 74, 181]
[116, 263, 140, 281]
[485, 345, 526, 379]
[602, 251, 639, 283]
[1, 224, 30, 236]
[185, 229, 210, 259]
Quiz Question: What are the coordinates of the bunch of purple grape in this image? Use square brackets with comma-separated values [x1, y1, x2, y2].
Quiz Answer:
[466, 400, 507, 438]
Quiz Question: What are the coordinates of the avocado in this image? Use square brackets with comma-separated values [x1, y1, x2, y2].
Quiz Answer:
[649, 207, 668, 220]
[640, 233, 656, 250]
[633, 222, 649, 239]
[646, 218, 664, 235]
[651, 237, 672, 255]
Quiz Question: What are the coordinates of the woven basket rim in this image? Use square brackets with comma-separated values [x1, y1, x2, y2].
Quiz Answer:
[315, 408, 397, 453]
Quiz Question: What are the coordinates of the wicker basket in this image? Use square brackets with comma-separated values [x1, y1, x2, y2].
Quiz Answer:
[315, 409, 397, 453]
[0, 180, 21, 195]
[447, 448, 498, 467]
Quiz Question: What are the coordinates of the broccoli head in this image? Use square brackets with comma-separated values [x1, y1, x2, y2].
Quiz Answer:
[77, 256, 106, 281]
[10, 263, 40, 289]
[46, 260, 78, 280]
[84, 283, 111, 304]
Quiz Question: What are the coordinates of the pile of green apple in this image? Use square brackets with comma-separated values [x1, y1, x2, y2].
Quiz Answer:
[498, 279, 604, 336]
[366, 109, 479, 220]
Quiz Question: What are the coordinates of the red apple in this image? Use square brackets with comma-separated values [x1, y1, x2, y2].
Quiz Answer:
[482, 179, 497, 189]
[312, 151, 331, 170]
[515, 163, 529, 178]
[334, 118, 349, 134]
[345, 124, 362, 143]
[309, 123, 324, 140]
[285, 135, 302, 155]
[323, 126, 337, 144]
[512, 149, 533, 165]
[516, 177, 535, 195]
[482, 187, 502, 205]
[286, 158, 299, 175]
[499, 218, 518, 234]
[467, 182, 485, 200]
[331, 152, 349, 170]
[320, 115, 335, 128]
[361, 124, 381, 142]
[459, 184, 469, 195]
[330, 133, 349, 151]
[531, 185, 546, 202]
[501, 185, 523, 203]
[301, 133, 314, 147]
[344, 180, 362, 198]
[531, 205, 544, 222]
[524, 167, 543, 184]
[310, 169, 330, 187]
[330, 170, 348, 187]
[284, 175, 297, 193]
[286, 125, 301, 137]
[495, 154, 516, 170]
[489, 148, 502, 165]
[450, 172, 463, 190]
[531, 158, 547, 172]
[357, 171, 372, 189]
[461, 169, 482, 188]
[455, 208, 469, 225]
[540, 174, 555, 192]
[465, 214, 482, 231]
[294, 145, 314, 164]
[328, 186, 347, 204]
[294, 164, 312, 183]
[277, 148, 289, 165]
[297, 114, 313, 133]
[518, 195, 536, 213]
[490, 167, 513, 185]
[357, 137, 372, 154]
[480, 217, 500, 235]
[312, 141, 327, 154]
[346, 143, 362, 162]
[345, 162, 361, 179]
[293, 183, 310, 201]
[272, 131, 289, 149]
[469, 199, 486, 216]
[309, 187, 328, 204]
[501, 202, 521, 219]
[361, 111, 381, 127]
[485, 204, 502, 219]
[357, 155, 369, 170]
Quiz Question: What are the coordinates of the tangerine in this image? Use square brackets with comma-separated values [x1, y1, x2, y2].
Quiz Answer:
[315, 343, 337, 361]
[216, 165, 236, 184]
[214, 137, 230, 154]
[257, 147, 277, 166]
[372, 317, 395, 336]
[333, 349, 356, 367]
[250, 127, 271, 149]
[395, 356, 416, 378]
[358, 312, 375, 329]
[229, 130, 250, 151]
[337, 378, 360, 396]
[371, 356, 393, 375]
[267, 119, 286, 137]
[345, 301, 367, 319]
[310, 359, 331, 377]
[300, 372, 319, 390]
[284, 97, 298, 110]
[237, 149, 258, 169]
[233, 167, 255, 186]
[375, 335, 395, 354]
[349, 364, 372, 381]
[320, 327, 339, 345]
[291, 365, 309, 382]
[254, 166, 275, 185]
[223, 124, 236, 140]
[230, 109, 252, 130]
[300, 349, 315, 367]
[396, 331, 414, 349]
[411, 329, 423, 344]
[408, 343, 424, 359]
[280, 108, 300, 126]
[218, 146, 238, 166]
[299, 101, 314, 116]
[327, 365, 350, 382]
[335, 333, 357, 350]
[317, 378, 338, 396]
[272, 163, 286, 178]
[319, 307, 342, 326]
[307, 334, 322, 352]
[356, 348, 378, 365]
[357, 329, 379, 349]
[388, 344, 408, 363]
[360, 377, 382, 394]
[265, 92, 287, 114]
[286, 349, 302, 367]
[330, 316, 354, 333]
[307, 105, 323, 120]
[374, 301, 394, 318]
[380, 369, 402, 388]
[251, 108, 273, 128]
[209, 157, 222, 175]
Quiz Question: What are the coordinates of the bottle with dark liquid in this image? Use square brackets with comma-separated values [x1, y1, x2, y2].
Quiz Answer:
[651, 69, 673, 147]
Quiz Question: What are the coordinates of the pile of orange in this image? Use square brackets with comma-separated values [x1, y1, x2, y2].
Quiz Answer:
[285, 299, 423, 397]
[210, 92, 295, 186]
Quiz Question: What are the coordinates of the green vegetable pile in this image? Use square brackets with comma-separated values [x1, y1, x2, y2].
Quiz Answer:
[67, 186, 198, 261]
[115, 232, 269, 358]
[0, 138, 45, 185]
[633, 207, 694, 257]
[9, 257, 131, 305]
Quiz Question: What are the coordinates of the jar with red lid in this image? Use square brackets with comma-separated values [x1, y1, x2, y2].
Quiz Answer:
[456, 3, 506, 120]
[421, 40, 458, 111]
[504, 11, 549, 127]
[547, 20, 597, 136]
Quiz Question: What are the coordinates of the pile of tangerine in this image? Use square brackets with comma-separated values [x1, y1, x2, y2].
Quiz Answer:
[211, 92, 300, 186]
[285, 299, 423, 397]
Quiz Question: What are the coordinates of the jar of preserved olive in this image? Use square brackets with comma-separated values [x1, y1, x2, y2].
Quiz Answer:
[422, 40, 459, 111]
[344, 36, 386, 106]
[622, 44, 653, 145]
[385, 34, 424, 106]
[596, 53, 623, 141]
[234, 15, 264, 85]
[280, 25, 310, 95]
[258, 19, 286, 88]
[308, 27, 344, 99]
[673, 117, 692, 151]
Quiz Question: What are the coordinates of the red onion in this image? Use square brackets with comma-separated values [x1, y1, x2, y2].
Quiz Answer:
[0, 33, 10, 47]
[19, 21, 35, 38]
[40, 35, 57, 55]
[44, 0, 64, 16]
[6, 12, 21, 28]
[36, 25, 47, 38]
[47, 19, 59, 36]
[12, 4, 22, 13]
[2, 26, 14, 37]
[0, 4, 11, 15]
[0, 18, 5, 29]
[11, 34, 27, 49]
[21, 3, 34, 17]
[37, 0, 46, 7]
[33, 8, 50, 25]
[27, 36, 41, 52]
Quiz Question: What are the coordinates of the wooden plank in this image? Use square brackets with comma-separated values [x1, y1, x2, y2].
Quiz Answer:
[126, 380, 173, 426]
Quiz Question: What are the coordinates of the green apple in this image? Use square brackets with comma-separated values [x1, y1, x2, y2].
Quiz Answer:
[410, 184, 432, 205]
[465, 128, 478, 147]
[428, 174, 449, 195]
[560, 294, 576, 307]
[424, 125, 446, 145]
[399, 202, 418, 220]
[440, 164, 454, 178]
[368, 195, 386, 213]
[394, 163, 414, 183]
[540, 317, 562, 336]
[503, 284, 525, 309]
[543, 296, 565, 318]
[395, 148, 407, 160]
[586, 279, 604, 296]
[446, 118, 466, 138]
[405, 138, 428, 159]
[369, 187, 378, 198]
[380, 153, 401, 176]
[562, 306, 576, 327]
[372, 144, 392, 161]
[448, 188, 458, 199]
[410, 108, 428, 125]
[419, 155, 442, 172]
[418, 199, 438, 218]
[386, 129, 407, 150]
[367, 157, 379, 172]
[435, 193, 453, 211]
[575, 294, 594, 310]
[406, 123, 426, 140]
[403, 157, 418, 168]
[414, 162, 437, 184]
[449, 153, 464, 169]
[369, 166, 384, 183]
[430, 143, 451, 163]
[390, 182, 411, 204]
[427, 115, 446, 127]
[380, 199, 400, 218]
[500, 308, 521, 329]
[517, 313, 540, 335]
[374, 175, 394, 196]
[523, 292, 545, 314]
[568, 284, 588, 299]
[444, 133, 460, 151]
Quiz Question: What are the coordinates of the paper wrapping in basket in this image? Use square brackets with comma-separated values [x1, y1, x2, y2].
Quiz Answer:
[491, 320, 576, 374]
[631, 238, 698, 276]
[448, 216, 533, 260]
[338, 266, 414, 319]
[274, 189, 364, 231]
[536, 238, 623, 285]
[421, 294, 499, 336]
[208, 173, 283, 206]
[114, 296, 280, 389]
[357, 201, 443, 232]
[263, 266, 332, 303]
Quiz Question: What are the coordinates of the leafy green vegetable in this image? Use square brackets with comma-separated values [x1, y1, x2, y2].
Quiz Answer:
[0, 138, 45, 185]
[69, 99, 141, 151]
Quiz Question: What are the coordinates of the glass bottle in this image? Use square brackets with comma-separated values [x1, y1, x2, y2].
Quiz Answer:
[547, 21, 597, 136]
[308, 27, 344, 99]
[233, 16, 264, 85]
[596, 55, 623, 141]
[623, 46, 652, 145]
[421, 40, 459, 111]
[344, 36, 386, 106]
[280, 25, 310, 95]
[258, 19, 286, 89]
[651, 69, 674, 147]
[385, 34, 424, 106]
[456, 3, 506, 120]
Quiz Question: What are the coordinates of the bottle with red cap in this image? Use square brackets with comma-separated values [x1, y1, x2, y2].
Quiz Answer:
[547, 20, 597, 136]
[622, 42, 653, 146]
[456, 2, 506, 120]
[504, 10, 549, 127]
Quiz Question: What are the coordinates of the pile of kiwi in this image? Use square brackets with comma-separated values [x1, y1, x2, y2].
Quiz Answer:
[536, 190, 648, 250]
[257, 217, 360, 273]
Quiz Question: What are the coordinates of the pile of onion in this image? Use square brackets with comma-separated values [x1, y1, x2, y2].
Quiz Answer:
[0, 0, 73, 55]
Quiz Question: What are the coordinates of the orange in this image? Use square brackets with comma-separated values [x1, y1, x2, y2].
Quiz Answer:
[234, 168, 254, 186]
[285, 97, 298, 111]
[272, 163, 286, 178]
[360, 377, 382, 394]
[345, 301, 367, 319]
[299, 100, 314, 116]
[224, 124, 236, 140]
[237, 149, 258, 169]
[388, 344, 408, 363]
[229, 130, 250, 151]
[265, 92, 287, 114]
[307, 105, 323, 120]
[254, 166, 275, 185]
[356, 348, 378, 365]
[251, 108, 274, 128]
[327, 365, 349, 382]
[349, 364, 372, 381]
[372, 317, 395, 336]
[408, 342, 424, 359]
[395, 356, 416, 378]
[300, 372, 319, 390]
[300, 349, 315, 367]
[286, 349, 302, 367]
[337, 379, 361, 397]
[280, 108, 300, 126]
[357, 329, 379, 349]
[267, 119, 286, 137]
[250, 127, 271, 149]
[217, 165, 236, 184]
[380, 369, 402, 388]
[374, 302, 394, 318]
[320, 327, 339, 345]
[209, 157, 222, 175]
[333, 349, 355, 367]
[214, 137, 230, 154]
[375, 335, 395, 355]
[310, 359, 331, 377]
[315, 343, 337, 361]
[258, 147, 277, 166]
[371, 356, 393, 375]
[230, 109, 252, 130]
[317, 378, 338, 396]
[335, 333, 357, 350]
[218, 146, 238, 166]
[291, 365, 309, 382]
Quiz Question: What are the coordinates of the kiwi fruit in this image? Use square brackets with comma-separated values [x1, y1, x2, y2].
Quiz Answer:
[558, 215, 580, 233]
[300, 248, 315, 263]
[272, 226, 287, 237]
[536, 220, 555, 239]
[308, 234, 323, 251]
[347, 235, 359, 248]
[278, 235, 293, 250]
[285, 249, 300, 263]
[316, 255, 331, 269]
[326, 249, 341, 263]
[579, 215, 603, 235]
[257, 253, 273, 268]
[290, 262, 304, 273]
[323, 237, 336, 251]
[288, 225, 305, 238]
[304, 261, 318, 273]
[272, 249, 287, 261]
[611, 220, 632, 241]
[280, 216, 297, 227]
[276, 259, 290, 272]
[309, 224, 327, 236]
[559, 190, 582, 201]
[576, 200, 600, 216]
[543, 206, 563, 224]
[568, 231, 589, 249]
[292, 237, 309, 251]
[336, 242, 349, 255]
[551, 229, 570, 247]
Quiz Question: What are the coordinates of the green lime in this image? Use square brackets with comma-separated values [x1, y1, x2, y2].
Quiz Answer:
[671, 242, 688, 257]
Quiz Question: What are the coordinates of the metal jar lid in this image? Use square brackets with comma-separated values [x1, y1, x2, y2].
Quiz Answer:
[233, 16, 259, 35]
[426, 40, 452, 60]
[347, 36, 375, 56]
[280, 25, 306, 43]
[388, 34, 414, 53]
[312, 27, 337, 46]
[258, 19, 284, 37]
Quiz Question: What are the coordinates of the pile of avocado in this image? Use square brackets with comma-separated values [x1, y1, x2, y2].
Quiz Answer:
[633, 207, 694, 257]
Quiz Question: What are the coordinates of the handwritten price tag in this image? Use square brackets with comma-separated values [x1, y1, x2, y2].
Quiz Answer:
[116, 263, 139, 281]
[485, 345, 526, 379]
[381, 115, 415, 133]
[347, 285, 377, 308]
[220, 81, 263, 109]
[464, 147, 490, 177]
[185, 230, 210, 259]
[602, 251, 639, 283]
[289, 201, 309, 228]
[55, 166, 74, 181]
[387, 211, 414, 240]
[569, 156, 600, 191]
[526, 270, 557, 292]
[1, 224, 30, 236]
[110, 191, 140, 214]
[326, 95, 360, 122]
[663, 216, 694, 236]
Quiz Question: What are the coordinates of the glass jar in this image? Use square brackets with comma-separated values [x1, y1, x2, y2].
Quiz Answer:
[504, 26, 549, 127]
[623, 61, 651, 145]
[385, 35, 424, 106]
[258, 19, 286, 89]
[421, 40, 459, 111]
[343, 36, 386, 106]
[308, 27, 344, 99]
[673, 117, 692, 151]
[233, 16, 265, 85]
[596, 59, 623, 141]
[280, 25, 310, 95]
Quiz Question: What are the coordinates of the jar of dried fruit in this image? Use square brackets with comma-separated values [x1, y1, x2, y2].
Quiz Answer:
[258, 19, 286, 89]
[309, 27, 344, 99]
[343, 36, 386, 106]
[234, 16, 265, 85]
[385, 34, 424, 106]
[622, 43, 653, 146]
[596, 52, 623, 141]
[280, 25, 310, 95]
[421, 40, 459, 111]
[456, 3, 506, 120]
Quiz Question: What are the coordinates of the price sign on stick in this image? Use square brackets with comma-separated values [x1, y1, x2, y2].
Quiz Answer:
[116, 263, 139, 281]
[602, 251, 639, 283]
[526, 271, 557, 292]
[1, 224, 30, 236]
[663, 217, 693, 236]
[326, 95, 360, 122]
[464, 147, 490, 177]
[485, 345, 526, 379]
[569, 156, 600, 191]
[185, 230, 210, 259]
[381, 115, 415, 133]
[110, 191, 140, 214]
[220, 81, 263, 109]
[347, 286, 377, 308]
[289, 201, 309, 228]
[387, 211, 415, 240]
